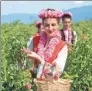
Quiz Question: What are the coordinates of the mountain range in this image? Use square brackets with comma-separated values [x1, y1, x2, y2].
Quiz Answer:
[1, 5, 92, 24]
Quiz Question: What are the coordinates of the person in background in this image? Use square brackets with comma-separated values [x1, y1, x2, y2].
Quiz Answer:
[35, 20, 44, 36]
[60, 12, 77, 46]
[27, 20, 44, 52]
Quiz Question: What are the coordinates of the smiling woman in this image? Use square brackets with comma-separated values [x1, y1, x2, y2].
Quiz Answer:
[22, 8, 68, 80]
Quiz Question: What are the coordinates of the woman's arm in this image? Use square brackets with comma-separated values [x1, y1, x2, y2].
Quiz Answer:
[53, 45, 68, 72]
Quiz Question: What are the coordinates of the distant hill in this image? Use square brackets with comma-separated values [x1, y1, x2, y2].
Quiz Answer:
[65, 5, 92, 22]
[1, 5, 92, 24]
[1, 13, 39, 24]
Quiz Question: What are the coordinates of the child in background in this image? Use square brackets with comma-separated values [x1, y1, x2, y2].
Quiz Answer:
[60, 12, 77, 46]
[27, 20, 44, 52]
[35, 20, 44, 36]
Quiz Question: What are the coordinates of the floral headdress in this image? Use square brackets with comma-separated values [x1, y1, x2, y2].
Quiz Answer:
[38, 8, 63, 19]
[62, 12, 72, 18]
[35, 20, 42, 28]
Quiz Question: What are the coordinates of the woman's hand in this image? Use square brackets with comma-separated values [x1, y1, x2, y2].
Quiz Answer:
[21, 48, 42, 63]
[21, 48, 31, 54]
[27, 51, 42, 63]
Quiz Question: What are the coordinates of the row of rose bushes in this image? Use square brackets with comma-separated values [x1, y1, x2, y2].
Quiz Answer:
[1, 20, 92, 91]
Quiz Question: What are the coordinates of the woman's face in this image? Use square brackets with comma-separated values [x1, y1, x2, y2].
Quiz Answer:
[43, 18, 59, 37]
[62, 18, 71, 29]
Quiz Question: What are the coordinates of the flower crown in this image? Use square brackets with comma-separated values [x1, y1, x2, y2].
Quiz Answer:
[39, 8, 63, 19]
[62, 12, 72, 18]
[35, 20, 42, 28]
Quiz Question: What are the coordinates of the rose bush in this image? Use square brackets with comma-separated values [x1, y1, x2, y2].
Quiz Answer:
[1, 20, 92, 91]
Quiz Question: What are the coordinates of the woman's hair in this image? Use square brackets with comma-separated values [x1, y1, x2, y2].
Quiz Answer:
[38, 8, 63, 24]
[62, 12, 72, 21]
[35, 20, 42, 29]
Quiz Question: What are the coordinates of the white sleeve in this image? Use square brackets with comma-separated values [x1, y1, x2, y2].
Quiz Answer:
[37, 59, 45, 78]
[53, 45, 68, 72]
[27, 36, 33, 50]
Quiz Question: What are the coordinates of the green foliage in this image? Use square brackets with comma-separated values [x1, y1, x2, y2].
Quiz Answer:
[1, 21, 35, 91]
[62, 20, 92, 91]
[1, 20, 92, 91]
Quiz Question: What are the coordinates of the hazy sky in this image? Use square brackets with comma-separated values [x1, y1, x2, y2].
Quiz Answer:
[1, 1, 92, 15]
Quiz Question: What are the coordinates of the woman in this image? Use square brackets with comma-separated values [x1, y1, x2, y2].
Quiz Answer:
[22, 8, 68, 80]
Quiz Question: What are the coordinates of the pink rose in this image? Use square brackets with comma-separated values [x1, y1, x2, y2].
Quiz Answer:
[52, 62, 56, 67]
[54, 72, 59, 80]
[44, 69, 50, 74]
[25, 83, 32, 89]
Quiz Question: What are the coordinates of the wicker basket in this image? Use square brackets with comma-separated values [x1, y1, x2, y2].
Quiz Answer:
[35, 78, 72, 91]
